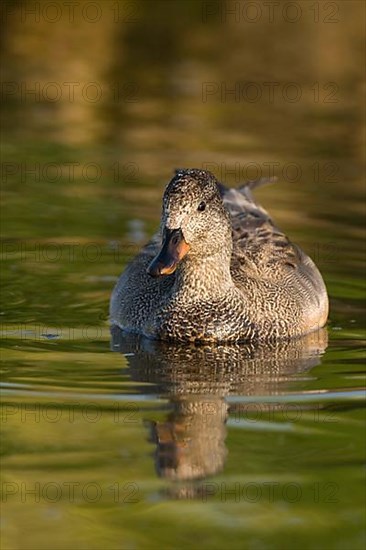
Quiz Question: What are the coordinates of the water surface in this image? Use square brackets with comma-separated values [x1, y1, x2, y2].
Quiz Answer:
[1, 2, 365, 549]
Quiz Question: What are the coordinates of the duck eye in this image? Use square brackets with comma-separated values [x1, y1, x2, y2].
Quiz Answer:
[197, 201, 206, 212]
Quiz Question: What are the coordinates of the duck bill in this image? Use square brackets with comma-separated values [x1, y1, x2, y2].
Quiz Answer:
[147, 228, 190, 278]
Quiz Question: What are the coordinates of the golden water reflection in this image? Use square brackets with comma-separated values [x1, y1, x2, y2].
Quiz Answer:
[1, 0, 364, 184]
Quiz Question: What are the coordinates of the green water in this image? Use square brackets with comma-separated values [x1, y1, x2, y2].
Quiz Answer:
[1, 1, 365, 549]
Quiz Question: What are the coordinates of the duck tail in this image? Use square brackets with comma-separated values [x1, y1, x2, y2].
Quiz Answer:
[238, 176, 277, 202]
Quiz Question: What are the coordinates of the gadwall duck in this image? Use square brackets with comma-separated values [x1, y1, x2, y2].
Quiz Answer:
[110, 169, 328, 343]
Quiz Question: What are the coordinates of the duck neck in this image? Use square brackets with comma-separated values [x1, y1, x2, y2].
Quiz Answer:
[173, 249, 234, 301]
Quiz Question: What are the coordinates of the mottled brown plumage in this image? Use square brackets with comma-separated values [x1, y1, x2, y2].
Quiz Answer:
[110, 169, 328, 342]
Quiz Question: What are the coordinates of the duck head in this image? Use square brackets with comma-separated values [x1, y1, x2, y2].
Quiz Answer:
[147, 169, 232, 278]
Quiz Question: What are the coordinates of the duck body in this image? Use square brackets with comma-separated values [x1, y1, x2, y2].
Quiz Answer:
[110, 169, 328, 343]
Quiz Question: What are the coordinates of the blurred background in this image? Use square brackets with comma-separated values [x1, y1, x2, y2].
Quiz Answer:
[1, 1, 365, 549]
[2, 0, 365, 159]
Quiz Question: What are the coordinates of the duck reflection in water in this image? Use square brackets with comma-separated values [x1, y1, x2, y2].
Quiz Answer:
[111, 327, 328, 498]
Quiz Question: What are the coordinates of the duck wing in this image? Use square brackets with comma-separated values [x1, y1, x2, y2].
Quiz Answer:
[222, 179, 303, 281]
